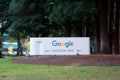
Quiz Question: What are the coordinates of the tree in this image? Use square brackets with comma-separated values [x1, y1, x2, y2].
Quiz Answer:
[8, 0, 50, 55]
[49, 1, 73, 37]
[115, 0, 120, 54]
[49, 0, 95, 37]
[95, 0, 120, 54]
[95, 0, 109, 53]
[0, 0, 11, 52]
[9, 20, 27, 56]
[109, 0, 115, 54]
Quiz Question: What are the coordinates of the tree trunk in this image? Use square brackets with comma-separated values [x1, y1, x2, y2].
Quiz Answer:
[109, 0, 115, 54]
[81, 17, 86, 37]
[17, 38, 23, 56]
[78, 17, 86, 37]
[99, 0, 109, 53]
[78, 19, 82, 37]
[94, 0, 100, 53]
[0, 39, 2, 50]
[64, 21, 72, 37]
[115, 0, 120, 54]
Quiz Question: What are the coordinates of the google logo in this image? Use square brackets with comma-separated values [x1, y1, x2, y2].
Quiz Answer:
[52, 40, 74, 48]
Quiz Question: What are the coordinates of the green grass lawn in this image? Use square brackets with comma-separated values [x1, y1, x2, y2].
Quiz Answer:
[0, 57, 120, 80]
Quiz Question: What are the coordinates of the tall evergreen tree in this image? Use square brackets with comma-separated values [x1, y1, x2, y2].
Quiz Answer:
[95, 0, 109, 53]
[8, 0, 50, 55]
[115, 0, 120, 54]
[49, 0, 95, 37]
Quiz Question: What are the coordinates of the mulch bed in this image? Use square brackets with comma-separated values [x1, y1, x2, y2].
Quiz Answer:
[12, 54, 120, 66]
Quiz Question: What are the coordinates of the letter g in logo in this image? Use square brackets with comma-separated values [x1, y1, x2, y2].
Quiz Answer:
[52, 40, 57, 46]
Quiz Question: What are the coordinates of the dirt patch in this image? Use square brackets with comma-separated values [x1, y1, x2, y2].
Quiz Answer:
[12, 54, 120, 66]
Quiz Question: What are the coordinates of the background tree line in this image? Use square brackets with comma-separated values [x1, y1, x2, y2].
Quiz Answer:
[0, 0, 119, 55]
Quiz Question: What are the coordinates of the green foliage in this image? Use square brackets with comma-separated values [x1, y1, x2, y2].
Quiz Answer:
[49, 0, 95, 25]
[8, 37, 16, 43]
[9, 0, 46, 15]
[48, 0, 95, 37]
[9, 0, 26, 15]
[8, 0, 95, 37]
[8, 0, 50, 37]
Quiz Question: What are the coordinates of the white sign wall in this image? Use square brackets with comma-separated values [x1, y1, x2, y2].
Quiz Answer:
[30, 37, 90, 55]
